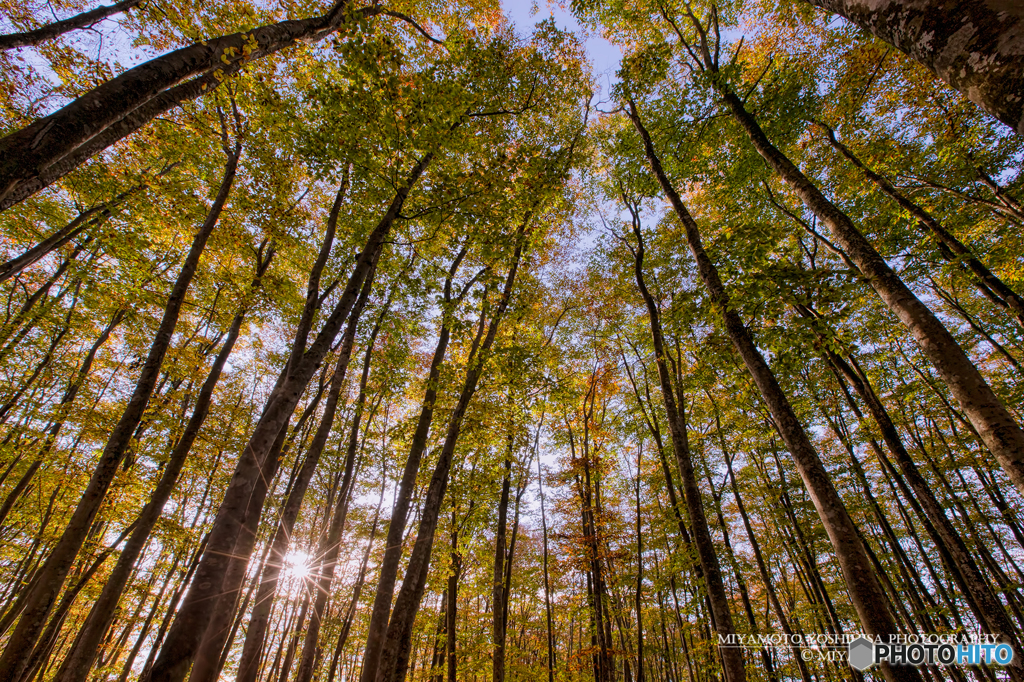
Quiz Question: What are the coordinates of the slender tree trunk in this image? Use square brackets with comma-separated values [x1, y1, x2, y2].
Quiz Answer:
[0, 0, 144, 51]
[537, 449, 556, 682]
[0, 283, 79, 423]
[116, 557, 180, 682]
[430, 593, 447, 682]
[0, 178, 154, 284]
[446, 515, 462, 682]
[798, 315, 1024, 674]
[294, 294, 387, 682]
[142, 153, 431, 682]
[358, 246, 470, 682]
[16, 526, 136, 682]
[371, 226, 526, 682]
[0, 141, 240, 682]
[53, 249, 270, 682]
[718, 82, 1024, 498]
[0, 459, 41, 528]
[634, 446, 645, 682]
[804, 0, 1024, 135]
[492, 448, 513, 682]
[326, 475, 385, 682]
[140, 536, 207, 680]
[278, 593, 312, 682]
[621, 191, 744, 682]
[704, 438, 778, 682]
[816, 122, 1024, 327]
[190, 363, 341, 682]
[627, 99, 917, 682]
[0, 241, 87, 358]
[725, 456, 813, 682]
[186, 418, 290, 682]
[235, 203, 375, 682]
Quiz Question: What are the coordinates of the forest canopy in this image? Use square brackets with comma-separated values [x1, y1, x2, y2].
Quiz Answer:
[0, 1, 1022, 682]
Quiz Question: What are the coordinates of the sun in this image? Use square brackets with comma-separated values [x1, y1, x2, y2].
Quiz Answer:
[281, 549, 312, 582]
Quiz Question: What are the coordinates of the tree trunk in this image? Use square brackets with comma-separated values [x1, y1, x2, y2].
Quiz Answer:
[325, 475, 385, 682]
[627, 99, 918, 682]
[446, 512, 462, 682]
[492, 447, 513, 682]
[370, 226, 526, 682]
[725, 456, 814, 682]
[816, 122, 1024, 327]
[0, 141, 240, 682]
[140, 536, 208, 680]
[805, 0, 1024, 135]
[634, 446, 645, 682]
[537, 447, 556, 682]
[234, 184, 370, 682]
[358, 245, 470, 682]
[718, 83, 1024, 499]
[798, 311, 1024, 675]
[0, 2, 421, 209]
[293, 293, 387, 682]
[0, 176, 149, 282]
[186, 415, 289, 682]
[142, 152, 431, 682]
[53, 302, 253, 682]
[621, 191, 744, 682]
[0, 0, 144, 51]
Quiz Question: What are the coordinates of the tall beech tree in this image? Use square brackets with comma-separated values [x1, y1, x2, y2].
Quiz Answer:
[0, 1, 442, 210]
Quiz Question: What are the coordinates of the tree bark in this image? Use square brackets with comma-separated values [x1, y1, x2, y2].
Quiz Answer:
[325, 475, 385, 682]
[0, 0, 144, 51]
[798, 309, 1024, 676]
[186, 414, 290, 682]
[725, 456, 814, 682]
[805, 0, 1024, 135]
[492, 446, 512, 682]
[446, 512, 462, 682]
[634, 446, 645, 682]
[537, 446, 556, 682]
[0, 177, 150, 285]
[0, 2, 418, 210]
[234, 182, 365, 682]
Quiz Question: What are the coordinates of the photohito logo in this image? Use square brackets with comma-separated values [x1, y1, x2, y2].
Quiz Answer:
[848, 636, 1014, 670]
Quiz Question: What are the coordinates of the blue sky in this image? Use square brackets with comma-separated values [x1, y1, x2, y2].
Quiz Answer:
[499, 0, 623, 98]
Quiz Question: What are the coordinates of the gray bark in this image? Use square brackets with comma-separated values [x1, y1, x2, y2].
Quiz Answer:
[806, 0, 1024, 135]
